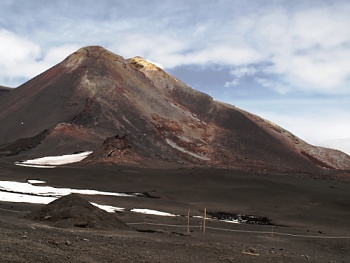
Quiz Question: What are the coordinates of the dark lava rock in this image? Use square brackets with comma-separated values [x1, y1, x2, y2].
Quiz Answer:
[25, 193, 131, 230]
[208, 211, 272, 225]
[102, 134, 132, 157]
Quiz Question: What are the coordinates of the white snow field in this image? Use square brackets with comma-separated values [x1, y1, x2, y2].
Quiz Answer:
[130, 208, 177, 217]
[0, 180, 240, 222]
[0, 180, 174, 216]
[0, 180, 135, 198]
[15, 151, 93, 168]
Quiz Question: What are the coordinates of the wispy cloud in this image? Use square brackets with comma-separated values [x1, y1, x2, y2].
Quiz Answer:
[0, 28, 80, 86]
[1, 1, 350, 94]
[225, 66, 257, 87]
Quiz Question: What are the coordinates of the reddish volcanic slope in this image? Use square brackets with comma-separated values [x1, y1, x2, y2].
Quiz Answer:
[0, 46, 349, 174]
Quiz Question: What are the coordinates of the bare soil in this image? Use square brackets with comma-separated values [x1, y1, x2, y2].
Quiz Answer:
[0, 162, 349, 262]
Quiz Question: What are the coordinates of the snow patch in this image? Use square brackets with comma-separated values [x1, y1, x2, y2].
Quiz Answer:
[166, 139, 210, 161]
[15, 151, 93, 168]
[0, 191, 56, 204]
[0, 179, 139, 213]
[219, 219, 240, 224]
[176, 135, 192, 143]
[27, 180, 46, 184]
[0, 179, 244, 220]
[168, 101, 182, 110]
[167, 101, 206, 124]
[0, 180, 136, 198]
[145, 59, 164, 69]
[0, 190, 124, 213]
[130, 208, 177, 217]
[192, 215, 240, 224]
[91, 203, 124, 212]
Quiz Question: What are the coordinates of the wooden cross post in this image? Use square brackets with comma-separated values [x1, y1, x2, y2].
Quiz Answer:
[203, 208, 206, 234]
[187, 209, 190, 233]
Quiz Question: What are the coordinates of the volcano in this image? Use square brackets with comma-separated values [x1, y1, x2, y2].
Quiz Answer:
[0, 46, 349, 174]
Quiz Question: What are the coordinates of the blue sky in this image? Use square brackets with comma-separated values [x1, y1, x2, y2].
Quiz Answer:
[0, 0, 349, 154]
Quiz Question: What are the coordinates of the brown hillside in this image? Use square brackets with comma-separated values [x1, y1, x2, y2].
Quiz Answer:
[0, 46, 349, 174]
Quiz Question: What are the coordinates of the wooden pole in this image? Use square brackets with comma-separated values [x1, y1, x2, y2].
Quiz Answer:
[187, 209, 190, 233]
[203, 208, 206, 234]
[271, 227, 274, 237]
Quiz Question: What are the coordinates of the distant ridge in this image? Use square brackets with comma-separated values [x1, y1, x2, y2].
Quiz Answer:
[0, 46, 349, 175]
[0, 85, 11, 97]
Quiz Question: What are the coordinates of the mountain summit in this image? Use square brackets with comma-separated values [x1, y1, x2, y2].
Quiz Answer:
[0, 46, 349, 174]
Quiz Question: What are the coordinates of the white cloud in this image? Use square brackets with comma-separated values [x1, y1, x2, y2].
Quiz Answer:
[291, 7, 350, 49]
[225, 66, 257, 87]
[130, 2, 350, 95]
[145, 59, 164, 69]
[0, 28, 81, 86]
[285, 55, 350, 92]
[1, 1, 350, 95]
[43, 44, 82, 66]
[225, 79, 239, 87]
[185, 46, 262, 66]
[230, 66, 257, 78]
[0, 29, 40, 62]
[0, 28, 41, 86]
[109, 34, 188, 68]
[245, 4, 350, 94]
[110, 33, 261, 69]
[255, 78, 292, 94]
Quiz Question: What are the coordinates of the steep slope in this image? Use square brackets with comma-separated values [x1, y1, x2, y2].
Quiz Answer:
[238, 108, 350, 171]
[0, 46, 349, 173]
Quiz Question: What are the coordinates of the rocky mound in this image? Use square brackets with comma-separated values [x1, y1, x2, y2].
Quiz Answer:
[26, 194, 130, 230]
